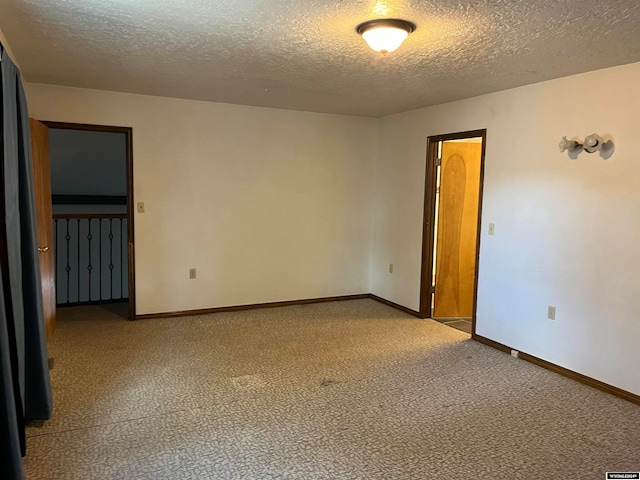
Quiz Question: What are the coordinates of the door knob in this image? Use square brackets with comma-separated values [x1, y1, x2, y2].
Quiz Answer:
[38, 246, 49, 253]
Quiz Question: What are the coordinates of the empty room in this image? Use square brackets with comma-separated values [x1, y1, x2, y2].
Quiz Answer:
[1, 1, 639, 479]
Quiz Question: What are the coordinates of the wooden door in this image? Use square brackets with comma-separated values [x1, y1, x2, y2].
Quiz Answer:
[30, 119, 56, 338]
[433, 141, 482, 318]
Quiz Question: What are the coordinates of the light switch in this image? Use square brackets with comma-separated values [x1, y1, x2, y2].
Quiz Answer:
[137, 202, 145, 213]
[488, 223, 495, 235]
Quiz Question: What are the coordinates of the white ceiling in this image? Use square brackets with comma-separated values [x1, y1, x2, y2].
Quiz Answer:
[1, 0, 640, 117]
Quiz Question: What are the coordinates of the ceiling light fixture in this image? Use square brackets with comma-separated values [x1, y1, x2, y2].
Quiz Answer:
[356, 19, 416, 54]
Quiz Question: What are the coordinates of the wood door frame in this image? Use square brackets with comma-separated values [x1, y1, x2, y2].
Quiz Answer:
[41, 121, 136, 321]
[30, 119, 57, 338]
[419, 129, 487, 336]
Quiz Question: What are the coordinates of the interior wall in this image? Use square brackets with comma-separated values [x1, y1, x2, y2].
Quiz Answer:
[50, 129, 127, 215]
[27, 84, 377, 314]
[50, 129, 127, 197]
[372, 61, 640, 395]
[0, 26, 19, 68]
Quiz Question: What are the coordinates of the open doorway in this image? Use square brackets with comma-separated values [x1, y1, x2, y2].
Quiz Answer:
[420, 130, 486, 335]
[43, 122, 135, 321]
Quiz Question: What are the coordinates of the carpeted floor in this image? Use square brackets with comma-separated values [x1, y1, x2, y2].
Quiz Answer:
[24, 299, 640, 479]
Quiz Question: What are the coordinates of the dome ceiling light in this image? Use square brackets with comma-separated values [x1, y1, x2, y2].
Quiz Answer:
[356, 19, 416, 54]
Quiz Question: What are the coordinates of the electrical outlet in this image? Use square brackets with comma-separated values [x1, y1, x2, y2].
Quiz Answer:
[389, 264, 394, 274]
[137, 202, 145, 213]
[510, 349, 519, 358]
[189, 268, 197, 279]
[547, 305, 556, 320]
[488, 223, 496, 235]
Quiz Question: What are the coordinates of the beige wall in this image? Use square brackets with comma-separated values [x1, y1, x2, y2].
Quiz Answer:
[372, 61, 640, 395]
[0, 26, 19, 68]
[27, 84, 377, 314]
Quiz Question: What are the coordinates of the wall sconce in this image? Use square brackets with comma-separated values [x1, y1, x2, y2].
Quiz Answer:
[559, 134, 613, 158]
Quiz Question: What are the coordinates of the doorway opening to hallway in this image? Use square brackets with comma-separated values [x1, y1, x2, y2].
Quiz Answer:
[31, 120, 135, 328]
[420, 130, 486, 335]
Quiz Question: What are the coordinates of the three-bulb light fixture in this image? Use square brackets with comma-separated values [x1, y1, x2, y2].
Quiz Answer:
[356, 19, 416, 54]
[559, 134, 606, 154]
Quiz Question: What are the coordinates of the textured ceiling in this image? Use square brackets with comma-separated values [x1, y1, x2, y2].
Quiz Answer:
[1, 0, 640, 117]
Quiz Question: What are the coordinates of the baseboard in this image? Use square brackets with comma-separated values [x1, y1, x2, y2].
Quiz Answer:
[135, 294, 371, 320]
[369, 294, 423, 318]
[136, 293, 425, 321]
[472, 333, 640, 406]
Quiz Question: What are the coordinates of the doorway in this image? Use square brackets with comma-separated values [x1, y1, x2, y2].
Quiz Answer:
[420, 130, 486, 335]
[40, 121, 135, 321]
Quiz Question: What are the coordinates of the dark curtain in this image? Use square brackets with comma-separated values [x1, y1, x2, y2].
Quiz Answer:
[0, 44, 53, 480]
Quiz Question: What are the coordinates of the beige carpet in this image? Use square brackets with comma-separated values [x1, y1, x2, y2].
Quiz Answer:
[24, 299, 640, 479]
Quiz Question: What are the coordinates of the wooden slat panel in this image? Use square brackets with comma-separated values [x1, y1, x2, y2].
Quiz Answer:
[433, 142, 482, 318]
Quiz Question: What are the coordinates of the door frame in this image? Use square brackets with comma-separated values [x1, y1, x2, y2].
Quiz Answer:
[419, 129, 487, 336]
[41, 121, 136, 321]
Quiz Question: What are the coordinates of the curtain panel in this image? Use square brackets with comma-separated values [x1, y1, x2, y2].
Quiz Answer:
[0, 44, 53, 480]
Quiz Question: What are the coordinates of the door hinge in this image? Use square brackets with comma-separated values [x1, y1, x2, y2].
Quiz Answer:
[436, 156, 442, 167]
[431, 284, 436, 294]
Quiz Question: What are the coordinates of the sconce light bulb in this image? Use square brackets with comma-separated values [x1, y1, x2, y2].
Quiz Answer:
[559, 136, 578, 152]
[584, 134, 604, 153]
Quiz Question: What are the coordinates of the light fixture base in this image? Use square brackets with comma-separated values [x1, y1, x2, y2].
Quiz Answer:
[356, 19, 416, 35]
